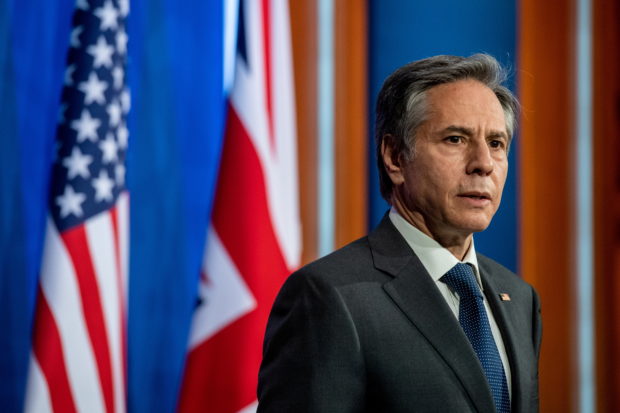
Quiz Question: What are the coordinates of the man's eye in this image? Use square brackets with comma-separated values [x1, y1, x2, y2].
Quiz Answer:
[489, 139, 505, 149]
[445, 136, 462, 144]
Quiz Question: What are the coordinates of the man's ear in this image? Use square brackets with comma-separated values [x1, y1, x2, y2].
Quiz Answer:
[381, 135, 405, 186]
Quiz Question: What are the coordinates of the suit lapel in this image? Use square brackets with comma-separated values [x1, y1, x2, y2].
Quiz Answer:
[368, 216, 496, 413]
[480, 262, 532, 413]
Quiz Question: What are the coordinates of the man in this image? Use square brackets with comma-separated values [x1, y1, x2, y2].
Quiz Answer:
[257, 54, 541, 413]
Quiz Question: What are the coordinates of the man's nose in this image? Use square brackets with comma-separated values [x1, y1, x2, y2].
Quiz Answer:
[466, 141, 494, 176]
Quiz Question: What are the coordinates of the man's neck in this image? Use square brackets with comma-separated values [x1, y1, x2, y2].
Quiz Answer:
[390, 198, 473, 261]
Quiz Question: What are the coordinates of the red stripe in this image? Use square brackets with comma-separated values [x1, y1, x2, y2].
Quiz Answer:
[261, 0, 275, 149]
[109, 204, 127, 403]
[62, 225, 115, 413]
[32, 286, 78, 413]
[178, 105, 290, 413]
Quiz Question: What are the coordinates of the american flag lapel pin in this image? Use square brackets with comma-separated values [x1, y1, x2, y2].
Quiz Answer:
[499, 293, 511, 301]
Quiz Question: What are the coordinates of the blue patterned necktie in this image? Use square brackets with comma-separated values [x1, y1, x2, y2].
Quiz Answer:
[442, 263, 511, 413]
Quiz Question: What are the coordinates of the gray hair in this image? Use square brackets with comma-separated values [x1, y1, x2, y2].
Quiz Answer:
[375, 53, 519, 201]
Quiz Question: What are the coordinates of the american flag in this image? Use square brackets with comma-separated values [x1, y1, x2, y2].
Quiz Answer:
[25, 0, 129, 412]
[177, 0, 301, 412]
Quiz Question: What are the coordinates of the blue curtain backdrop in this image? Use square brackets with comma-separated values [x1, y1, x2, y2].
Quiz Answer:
[368, 0, 519, 272]
[0, 0, 226, 411]
[0, 0, 74, 410]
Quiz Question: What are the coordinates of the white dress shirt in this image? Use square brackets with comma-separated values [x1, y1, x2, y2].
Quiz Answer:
[389, 208, 512, 398]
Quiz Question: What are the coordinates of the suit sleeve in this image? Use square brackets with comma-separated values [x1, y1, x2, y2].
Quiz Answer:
[532, 286, 542, 360]
[530, 285, 542, 411]
[257, 269, 366, 413]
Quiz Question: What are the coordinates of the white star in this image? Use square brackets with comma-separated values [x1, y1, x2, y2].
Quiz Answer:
[76, 0, 89, 11]
[107, 100, 122, 126]
[117, 122, 128, 149]
[78, 72, 108, 105]
[94, 0, 118, 31]
[99, 133, 118, 163]
[116, 28, 128, 54]
[87, 36, 114, 68]
[120, 88, 130, 113]
[63, 147, 93, 179]
[115, 163, 126, 186]
[56, 185, 87, 218]
[71, 109, 101, 142]
[119, 0, 129, 17]
[70, 26, 83, 48]
[112, 66, 124, 89]
[92, 170, 114, 202]
[64, 64, 76, 86]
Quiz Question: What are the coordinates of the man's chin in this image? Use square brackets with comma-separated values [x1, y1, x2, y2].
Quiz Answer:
[455, 217, 493, 234]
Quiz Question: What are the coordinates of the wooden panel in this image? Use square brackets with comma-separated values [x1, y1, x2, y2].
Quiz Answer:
[593, 0, 620, 410]
[290, 0, 318, 265]
[518, 0, 578, 411]
[334, 0, 368, 248]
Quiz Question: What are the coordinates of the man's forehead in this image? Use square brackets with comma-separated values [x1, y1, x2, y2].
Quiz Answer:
[422, 81, 507, 132]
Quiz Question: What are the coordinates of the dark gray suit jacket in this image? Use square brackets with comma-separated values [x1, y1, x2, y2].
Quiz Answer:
[258, 215, 542, 412]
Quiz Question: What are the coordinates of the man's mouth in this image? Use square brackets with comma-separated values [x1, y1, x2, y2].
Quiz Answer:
[458, 192, 491, 201]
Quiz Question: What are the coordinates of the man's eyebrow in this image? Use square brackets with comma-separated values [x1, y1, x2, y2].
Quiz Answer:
[443, 125, 474, 136]
[487, 131, 509, 140]
[443, 125, 508, 140]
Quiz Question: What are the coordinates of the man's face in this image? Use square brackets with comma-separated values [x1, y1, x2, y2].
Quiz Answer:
[389, 79, 509, 241]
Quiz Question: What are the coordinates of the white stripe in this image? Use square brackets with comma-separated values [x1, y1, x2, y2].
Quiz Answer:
[576, 0, 595, 410]
[37, 217, 105, 413]
[118, 191, 129, 304]
[267, 0, 301, 269]
[86, 211, 125, 413]
[188, 227, 256, 348]
[229, 0, 301, 271]
[24, 356, 53, 413]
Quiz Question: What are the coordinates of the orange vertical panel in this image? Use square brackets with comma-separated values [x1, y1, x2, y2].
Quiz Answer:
[334, 0, 368, 248]
[290, 0, 318, 265]
[593, 0, 620, 410]
[518, 0, 579, 411]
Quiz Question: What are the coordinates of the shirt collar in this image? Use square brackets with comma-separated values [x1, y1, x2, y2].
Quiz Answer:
[388, 208, 483, 290]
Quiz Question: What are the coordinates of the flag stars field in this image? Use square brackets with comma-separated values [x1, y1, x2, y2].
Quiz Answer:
[107, 100, 121, 126]
[94, 0, 118, 31]
[72, 109, 101, 143]
[120, 89, 130, 113]
[99, 133, 118, 163]
[115, 163, 125, 186]
[76, 0, 89, 11]
[92, 170, 114, 202]
[78, 72, 108, 105]
[112, 66, 123, 89]
[117, 122, 128, 149]
[87, 36, 114, 68]
[64, 64, 76, 86]
[57, 103, 67, 124]
[116, 29, 127, 54]
[70, 26, 83, 48]
[56, 185, 86, 218]
[63, 147, 93, 179]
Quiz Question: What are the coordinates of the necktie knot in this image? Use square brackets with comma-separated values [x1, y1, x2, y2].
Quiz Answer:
[441, 262, 482, 299]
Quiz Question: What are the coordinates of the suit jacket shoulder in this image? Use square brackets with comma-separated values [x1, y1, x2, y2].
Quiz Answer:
[258, 215, 541, 413]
